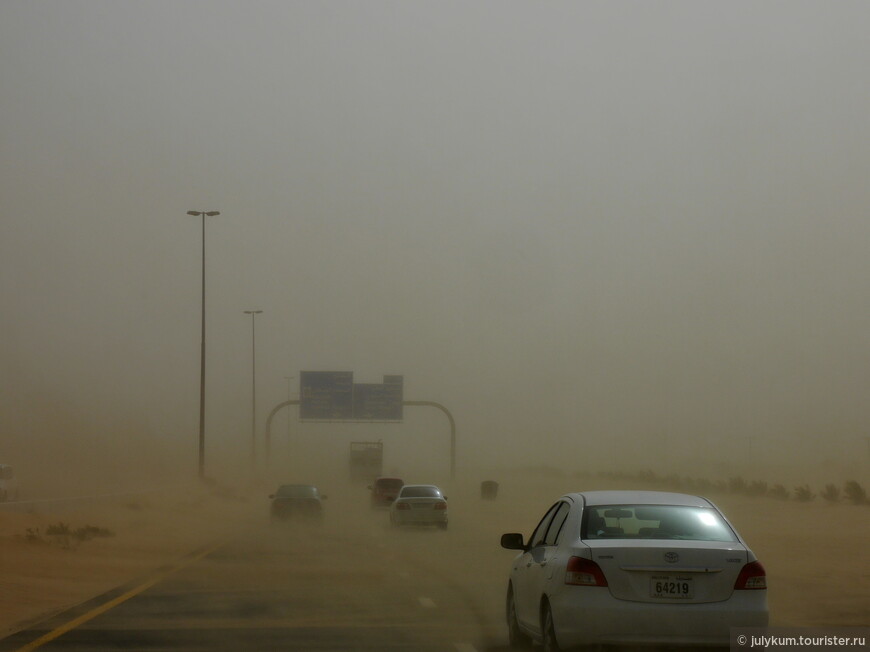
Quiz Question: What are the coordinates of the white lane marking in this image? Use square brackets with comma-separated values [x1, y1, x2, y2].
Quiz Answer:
[418, 596, 436, 608]
[454, 644, 477, 652]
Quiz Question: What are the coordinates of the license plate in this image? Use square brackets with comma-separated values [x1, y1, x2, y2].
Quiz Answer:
[650, 576, 694, 599]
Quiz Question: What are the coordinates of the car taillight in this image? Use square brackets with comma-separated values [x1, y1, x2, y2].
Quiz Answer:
[396, 503, 411, 510]
[734, 561, 767, 590]
[434, 502, 447, 510]
[565, 556, 608, 587]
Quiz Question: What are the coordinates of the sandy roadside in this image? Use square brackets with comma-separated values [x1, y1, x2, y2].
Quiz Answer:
[0, 484, 257, 637]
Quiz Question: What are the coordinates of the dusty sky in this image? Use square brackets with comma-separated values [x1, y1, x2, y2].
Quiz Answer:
[2, 1, 869, 488]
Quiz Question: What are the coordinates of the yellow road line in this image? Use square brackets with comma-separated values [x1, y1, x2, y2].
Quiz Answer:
[15, 543, 223, 652]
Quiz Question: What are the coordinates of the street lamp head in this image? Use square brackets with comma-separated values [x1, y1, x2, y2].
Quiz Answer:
[244, 310, 263, 315]
[186, 210, 221, 216]
[205, 211, 220, 216]
[186, 211, 200, 216]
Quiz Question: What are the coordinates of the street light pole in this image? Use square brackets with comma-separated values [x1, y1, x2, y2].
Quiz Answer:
[284, 375, 294, 442]
[186, 210, 220, 480]
[244, 310, 263, 472]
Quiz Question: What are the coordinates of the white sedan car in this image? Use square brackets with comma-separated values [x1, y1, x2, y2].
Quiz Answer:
[389, 484, 448, 529]
[501, 491, 768, 650]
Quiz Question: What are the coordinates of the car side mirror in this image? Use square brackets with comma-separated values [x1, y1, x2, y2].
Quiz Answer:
[500, 532, 526, 550]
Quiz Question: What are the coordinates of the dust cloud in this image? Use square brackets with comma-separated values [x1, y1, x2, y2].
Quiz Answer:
[3, 2, 870, 495]
[1, 1, 870, 642]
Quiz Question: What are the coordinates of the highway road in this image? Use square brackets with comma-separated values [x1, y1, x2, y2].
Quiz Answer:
[3, 476, 864, 650]
[0, 489, 515, 652]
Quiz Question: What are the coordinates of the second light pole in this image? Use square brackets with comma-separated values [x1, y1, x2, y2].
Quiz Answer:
[244, 309, 263, 472]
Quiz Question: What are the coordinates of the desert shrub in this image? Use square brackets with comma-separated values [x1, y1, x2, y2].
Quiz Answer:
[821, 484, 841, 503]
[684, 477, 718, 493]
[747, 480, 768, 496]
[691, 477, 715, 493]
[44, 522, 73, 548]
[24, 522, 114, 549]
[24, 528, 44, 543]
[74, 525, 114, 541]
[728, 476, 748, 494]
[768, 484, 789, 500]
[638, 469, 658, 483]
[793, 485, 815, 502]
[844, 481, 868, 505]
[45, 522, 71, 537]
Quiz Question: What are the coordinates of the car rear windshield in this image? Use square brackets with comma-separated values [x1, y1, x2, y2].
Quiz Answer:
[376, 479, 403, 490]
[276, 485, 319, 498]
[400, 486, 441, 498]
[582, 505, 737, 542]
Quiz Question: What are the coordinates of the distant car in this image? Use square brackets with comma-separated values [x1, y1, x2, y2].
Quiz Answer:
[369, 476, 404, 508]
[501, 491, 768, 650]
[390, 484, 448, 529]
[269, 484, 325, 523]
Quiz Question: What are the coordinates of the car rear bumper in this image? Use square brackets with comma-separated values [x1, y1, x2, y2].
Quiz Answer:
[551, 588, 768, 648]
[392, 511, 448, 526]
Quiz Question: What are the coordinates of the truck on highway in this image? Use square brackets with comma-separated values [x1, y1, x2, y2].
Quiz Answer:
[349, 441, 383, 484]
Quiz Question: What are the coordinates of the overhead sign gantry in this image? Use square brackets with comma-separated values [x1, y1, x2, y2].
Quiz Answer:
[264, 372, 456, 476]
[299, 371, 403, 421]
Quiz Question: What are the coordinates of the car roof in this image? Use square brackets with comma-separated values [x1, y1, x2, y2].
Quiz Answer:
[401, 484, 440, 490]
[278, 483, 318, 490]
[375, 477, 404, 482]
[566, 490, 712, 508]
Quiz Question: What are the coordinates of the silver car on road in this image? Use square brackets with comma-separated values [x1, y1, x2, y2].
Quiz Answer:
[390, 484, 448, 529]
[501, 490, 768, 650]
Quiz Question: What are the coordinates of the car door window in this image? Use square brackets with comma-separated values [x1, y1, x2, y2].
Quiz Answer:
[543, 502, 571, 546]
[528, 503, 560, 548]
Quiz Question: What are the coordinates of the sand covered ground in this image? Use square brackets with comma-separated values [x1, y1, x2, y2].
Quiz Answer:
[0, 484, 257, 637]
[0, 473, 867, 640]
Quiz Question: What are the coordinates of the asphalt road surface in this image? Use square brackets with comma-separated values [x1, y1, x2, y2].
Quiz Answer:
[0, 493, 514, 652]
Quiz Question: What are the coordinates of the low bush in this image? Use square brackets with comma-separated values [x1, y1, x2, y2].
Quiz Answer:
[793, 485, 815, 502]
[74, 525, 114, 540]
[844, 480, 868, 505]
[821, 484, 841, 503]
[22, 522, 114, 549]
[24, 527, 44, 543]
[728, 476, 748, 494]
[768, 484, 789, 500]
